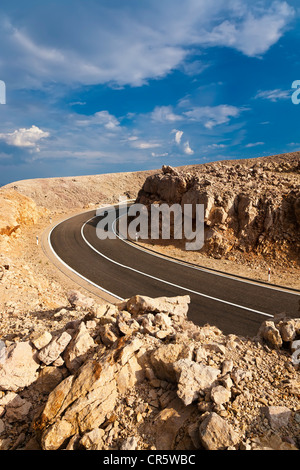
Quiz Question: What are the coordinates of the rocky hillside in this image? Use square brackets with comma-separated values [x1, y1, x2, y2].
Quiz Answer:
[3, 169, 155, 214]
[0, 156, 299, 451]
[0, 292, 299, 451]
[136, 153, 300, 268]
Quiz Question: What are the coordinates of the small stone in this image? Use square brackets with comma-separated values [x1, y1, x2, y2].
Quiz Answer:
[0, 392, 32, 422]
[258, 321, 283, 349]
[80, 428, 105, 450]
[120, 436, 138, 450]
[31, 331, 52, 350]
[211, 385, 231, 405]
[38, 332, 72, 366]
[262, 406, 292, 429]
[0, 342, 40, 392]
[174, 359, 220, 406]
[199, 412, 239, 450]
[222, 360, 234, 375]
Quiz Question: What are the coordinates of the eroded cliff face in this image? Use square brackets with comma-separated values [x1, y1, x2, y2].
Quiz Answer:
[0, 189, 44, 238]
[136, 153, 300, 266]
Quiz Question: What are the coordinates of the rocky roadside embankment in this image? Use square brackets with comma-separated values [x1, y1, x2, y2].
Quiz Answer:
[0, 291, 299, 451]
[0, 169, 156, 339]
[136, 153, 300, 280]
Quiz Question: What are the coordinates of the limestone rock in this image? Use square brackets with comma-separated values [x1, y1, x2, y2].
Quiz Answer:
[79, 428, 105, 450]
[64, 322, 95, 374]
[150, 343, 193, 383]
[136, 160, 300, 264]
[0, 189, 42, 237]
[67, 290, 95, 310]
[141, 172, 187, 204]
[99, 323, 120, 347]
[30, 331, 52, 350]
[0, 342, 40, 392]
[36, 367, 66, 394]
[35, 336, 146, 450]
[278, 319, 300, 342]
[257, 321, 283, 349]
[38, 332, 72, 366]
[251, 433, 298, 451]
[126, 295, 190, 318]
[262, 406, 292, 430]
[120, 436, 138, 450]
[210, 385, 231, 406]
[153, 397, 197, 450]
[0, 392, 31, 422]
[199, 412, 239, 450]
[174, 359, 220, 406]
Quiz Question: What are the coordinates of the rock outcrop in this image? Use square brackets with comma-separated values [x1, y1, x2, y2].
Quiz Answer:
[0, 189, 44, 238]
[0, 292, 299, 451]
[136, 153, 300, 266]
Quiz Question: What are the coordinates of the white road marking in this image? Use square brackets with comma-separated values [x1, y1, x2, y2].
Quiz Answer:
[81, 212, 275, 318]
[112, 213, 299, 296]
[47, 212, 124, 301]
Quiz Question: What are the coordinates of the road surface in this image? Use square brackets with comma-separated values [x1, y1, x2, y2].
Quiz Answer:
[49, 207, 299, 337]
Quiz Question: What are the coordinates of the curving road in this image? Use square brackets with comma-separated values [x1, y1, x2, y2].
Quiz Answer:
[49, 206, 300, 337]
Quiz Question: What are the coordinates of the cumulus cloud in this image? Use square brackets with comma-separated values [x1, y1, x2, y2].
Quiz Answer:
[183, 141, 194, 155]
[172, 129, 184, 145]
[254, 89, 290, 102]
[207, 143, 227, 149]
[184, 105, 242, 129]
[0, 1, 294, 89]
[75, 111, 120, 130]
[151, 106, 182, 123]
[130, 140, 161, 150]
[151, 152, 169, 158]
[0, 125, 49, 150]
[245, 142, 265, 148]
[202, 1, 294, 57]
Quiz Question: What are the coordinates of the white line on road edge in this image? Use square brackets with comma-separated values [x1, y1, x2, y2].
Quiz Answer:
[81, 212, 274, 318]
[47, 210, 124, 301]
[112, 213, 299, 296]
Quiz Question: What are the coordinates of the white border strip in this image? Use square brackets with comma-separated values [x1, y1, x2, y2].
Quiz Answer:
[48, 210, 124, 301]
[112, 213, 299, 296]
[81, 212, 274, 318]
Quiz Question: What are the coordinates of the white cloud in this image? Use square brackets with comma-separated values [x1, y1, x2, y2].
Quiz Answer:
[0, 125, 49, 150]
[152, 104, 243, 129]
[172, 129, 184, 145]
[245, 142, 265, 148]
[254, 89, 290, 102]
[184, 105, 242, 128]
[208, 143, 227, 149]
[151, 152, 169, 158]
[131, 140, 161, 150]
[75, 111, 120, 130]
[151, 106, 182, 123]
[203, 1, 294, 57]
[183, 141, 194, 155]
[1, 1, 293, 89]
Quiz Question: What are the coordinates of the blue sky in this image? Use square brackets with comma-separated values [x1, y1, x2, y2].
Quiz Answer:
[0, 0, 300, 186]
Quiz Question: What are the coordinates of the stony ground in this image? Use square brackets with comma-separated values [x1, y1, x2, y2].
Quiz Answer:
[0, 155, 299, 451]
[0, 293, 299, 451]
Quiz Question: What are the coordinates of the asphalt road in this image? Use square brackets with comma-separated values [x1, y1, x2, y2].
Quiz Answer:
[49, 207, 300, 337]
